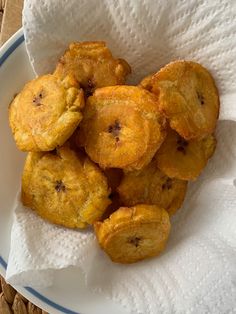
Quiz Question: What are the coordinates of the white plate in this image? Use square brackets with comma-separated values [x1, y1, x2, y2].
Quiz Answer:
[0, 28, 127, 314]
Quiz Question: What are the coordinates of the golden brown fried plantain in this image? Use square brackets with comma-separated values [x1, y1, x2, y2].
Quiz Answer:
[78, 86, 166, 170]
[155, 129, 216, 180]
[54, 41, 131, 97]
[22, 146, 111, 229]
[9, 74, 84, 151]
[117, 160, 187, 216]
[94, 204, 171, 263]
[140, 61, 219, 140]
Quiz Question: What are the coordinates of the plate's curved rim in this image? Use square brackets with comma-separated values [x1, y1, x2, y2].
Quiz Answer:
[0, 28, 24, 66]
[0, 27, 80, 314]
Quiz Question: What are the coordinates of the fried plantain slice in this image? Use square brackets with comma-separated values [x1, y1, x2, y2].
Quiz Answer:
[9, 74, 84, 152]
[54, 41, 131, 97]
[140, 61, 219, 140]
[117, 160, 187, 216]
[94, 204, 171, 263]
[78, 86, 166, 170]
[155, 129, 216, 180]
[22, 146, 111, 229]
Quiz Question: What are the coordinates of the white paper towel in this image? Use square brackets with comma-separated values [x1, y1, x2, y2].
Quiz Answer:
[6, 0, 236, 313]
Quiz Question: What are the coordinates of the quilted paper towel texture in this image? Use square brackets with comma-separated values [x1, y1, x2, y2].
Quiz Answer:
[6, 0, 236, 313]
[6, 121, 236, 314]
[22, 0, 236, 116]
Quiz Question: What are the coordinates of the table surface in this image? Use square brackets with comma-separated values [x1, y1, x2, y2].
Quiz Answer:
[0, 0, 23, 45]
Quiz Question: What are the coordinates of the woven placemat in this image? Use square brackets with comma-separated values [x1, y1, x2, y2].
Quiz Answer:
[0, 0, 23, 44]
[0, 1, 4, 31]
[0, 1, 48, 313]
[0, 275, 48, 313]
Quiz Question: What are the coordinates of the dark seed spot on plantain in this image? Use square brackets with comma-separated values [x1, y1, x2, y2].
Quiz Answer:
[33, 91, 44, 106]
[162, 178, 172, 190]
[177, 137, 188, 154]
[177, 138, 188, 147]
[129, 237, 141, 248]
[55, 180, 66, 192]
[177, 146, 186, 154]
[197, 92, 205, 105]
[108, 120, 121, 142]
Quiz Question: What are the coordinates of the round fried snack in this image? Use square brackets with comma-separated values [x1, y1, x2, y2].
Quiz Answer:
[54, 41, 131, 97]
[156, 129, 216, 180]
[78, 86, 166, 170]
[22, 146, 111, 229]
[140, 61, 219, 140]
[9, 74, 84, 151]
[117, 160, 187, 216]
[94, 204, 170, 263]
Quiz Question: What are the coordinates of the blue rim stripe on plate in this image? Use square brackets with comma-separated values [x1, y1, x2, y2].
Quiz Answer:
[25, 287, 79, 314]
[0, 34, 24, 66]
[0, 256, 78, 314]
[0, 32, 79, 314]
[0, 256, 7, 269]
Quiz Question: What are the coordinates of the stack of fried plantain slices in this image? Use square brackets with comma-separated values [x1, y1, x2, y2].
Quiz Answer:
[9, 42, 131, 230]
[9, 42, 219, 264]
